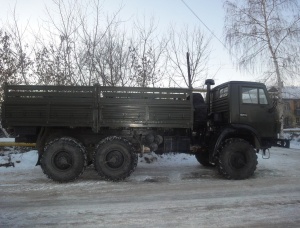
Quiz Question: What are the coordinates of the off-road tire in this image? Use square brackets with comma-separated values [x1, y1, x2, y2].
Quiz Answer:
[218, 138, 257, 180]
[40, 137, 87, 182]
[93, 136, 138, 181]
[195, 152, 215, 167]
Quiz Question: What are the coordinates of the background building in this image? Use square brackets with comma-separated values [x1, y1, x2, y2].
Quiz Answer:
[269, 86, 300, 128]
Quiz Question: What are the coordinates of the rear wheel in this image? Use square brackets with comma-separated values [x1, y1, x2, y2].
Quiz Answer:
[218, 138, 257, 180]
[40, 137, 87, 182]
[93, 136, 138, 181]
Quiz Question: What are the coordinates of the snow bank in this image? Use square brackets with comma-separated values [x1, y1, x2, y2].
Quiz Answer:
[0, 138, 15, 142]
[284, 131, 300, 149]
[0, 150, 38, 172]
[0, 150, 196, 171]
[0, 137, 299, 173]
[139, 152, 195, 166]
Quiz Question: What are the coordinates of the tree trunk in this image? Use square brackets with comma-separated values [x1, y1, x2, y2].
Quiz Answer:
[261, 0, 284, 138]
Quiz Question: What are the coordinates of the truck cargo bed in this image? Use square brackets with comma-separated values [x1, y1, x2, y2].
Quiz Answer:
[1, 84, 193, 132]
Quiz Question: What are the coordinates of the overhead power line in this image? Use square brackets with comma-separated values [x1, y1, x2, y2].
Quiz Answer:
[180, 0, 228, 51]
[180, 0, 253, 76]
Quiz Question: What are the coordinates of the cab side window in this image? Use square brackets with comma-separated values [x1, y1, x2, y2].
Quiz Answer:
[242, 87, 268, 105]
[259, 89, 268, 104]
[242, 88, 258, 104]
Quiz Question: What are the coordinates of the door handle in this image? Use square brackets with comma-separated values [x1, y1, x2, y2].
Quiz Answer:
[240, 113, 248, 117]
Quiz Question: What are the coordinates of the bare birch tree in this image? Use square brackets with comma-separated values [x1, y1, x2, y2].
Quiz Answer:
[168, 25, 211, 88]
[223, 0, 300, 135]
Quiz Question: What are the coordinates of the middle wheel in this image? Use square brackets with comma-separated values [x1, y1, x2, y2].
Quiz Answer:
[93, 136, 138, 181]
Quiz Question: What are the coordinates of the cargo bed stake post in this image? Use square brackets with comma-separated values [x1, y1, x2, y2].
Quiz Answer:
[93, 83, 100, 133]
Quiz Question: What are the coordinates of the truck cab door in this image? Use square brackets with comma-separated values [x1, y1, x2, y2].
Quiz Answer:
[239, 86, 276, 138]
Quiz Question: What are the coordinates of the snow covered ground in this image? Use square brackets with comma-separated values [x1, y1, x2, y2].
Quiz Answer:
[1, 138, 300, 227]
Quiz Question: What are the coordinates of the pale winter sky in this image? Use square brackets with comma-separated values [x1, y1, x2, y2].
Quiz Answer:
[0, 0, 258, 86]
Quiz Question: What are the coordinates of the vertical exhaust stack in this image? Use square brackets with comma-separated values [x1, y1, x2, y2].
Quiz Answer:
[205, 79, 215, 114]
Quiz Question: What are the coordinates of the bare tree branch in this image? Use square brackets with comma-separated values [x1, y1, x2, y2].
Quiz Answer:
[167, 25, 211, 88]
[224, 0, 300, 136]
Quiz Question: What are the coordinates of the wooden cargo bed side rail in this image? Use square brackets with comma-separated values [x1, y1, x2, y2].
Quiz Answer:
[99, 86, 192, 100]
[1, 83, 98, 130]
[97, 86, 196, 129]
[3, 83, 206, 101]
[4, 83, 96, 100]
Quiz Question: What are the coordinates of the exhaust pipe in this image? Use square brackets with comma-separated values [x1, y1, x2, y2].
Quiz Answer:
[205, 79, 215, 114]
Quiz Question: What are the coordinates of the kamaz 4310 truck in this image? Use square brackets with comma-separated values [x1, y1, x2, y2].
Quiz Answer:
[1, 79, 285, 182]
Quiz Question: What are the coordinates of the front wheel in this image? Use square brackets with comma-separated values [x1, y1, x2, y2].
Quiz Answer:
[93, 136, 138, 181]
[218, 138, 257, 180]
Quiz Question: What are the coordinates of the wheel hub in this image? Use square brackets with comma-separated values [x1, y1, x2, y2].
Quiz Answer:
[230, 152, 246, 169]
[53, 151, 72, 170]
[106, 150, 124, 169]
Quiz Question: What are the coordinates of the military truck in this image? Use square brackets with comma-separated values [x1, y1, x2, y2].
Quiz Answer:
[1, 79, 285, 182]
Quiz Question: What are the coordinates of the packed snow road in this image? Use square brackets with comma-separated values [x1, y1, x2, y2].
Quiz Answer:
[0, 147, 300, 227]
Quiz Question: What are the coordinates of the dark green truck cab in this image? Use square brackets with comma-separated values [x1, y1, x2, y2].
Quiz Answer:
[209, 81, 279, 147]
